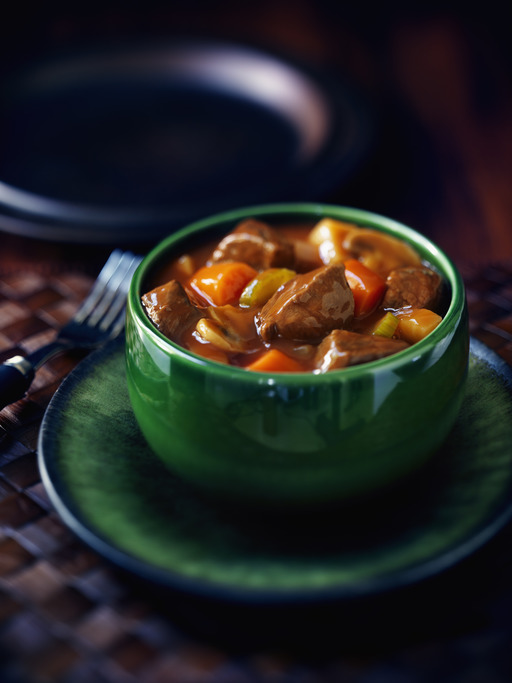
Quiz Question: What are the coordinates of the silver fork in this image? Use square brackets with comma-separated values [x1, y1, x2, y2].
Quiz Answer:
[0, 249, 142, 410]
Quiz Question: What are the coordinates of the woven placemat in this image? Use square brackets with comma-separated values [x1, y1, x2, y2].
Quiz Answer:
[0, 263, 511, 683]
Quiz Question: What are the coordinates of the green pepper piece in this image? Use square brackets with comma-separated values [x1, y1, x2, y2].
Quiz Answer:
[372, 311, 399, 338]
[239, 268, 296, 308]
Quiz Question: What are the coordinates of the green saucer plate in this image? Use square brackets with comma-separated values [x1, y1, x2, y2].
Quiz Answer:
[38, 337, 512, 605]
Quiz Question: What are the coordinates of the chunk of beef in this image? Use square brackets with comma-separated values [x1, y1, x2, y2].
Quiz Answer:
[315, 329, 409, 372]
[142, 280, 201, 342]
[258, 264, 354, 342]
[383, 266, 442, 310]
[210, 219, 294, 270]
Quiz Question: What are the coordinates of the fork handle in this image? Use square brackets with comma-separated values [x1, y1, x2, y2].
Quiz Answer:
[0, 356, 35, 410]
[0, 340, 80, 410]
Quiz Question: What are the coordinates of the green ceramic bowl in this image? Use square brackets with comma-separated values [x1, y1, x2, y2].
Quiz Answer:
[125, 203, 469, 508]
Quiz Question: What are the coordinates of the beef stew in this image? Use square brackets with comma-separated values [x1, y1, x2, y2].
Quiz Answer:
[141, 218, 446, 372]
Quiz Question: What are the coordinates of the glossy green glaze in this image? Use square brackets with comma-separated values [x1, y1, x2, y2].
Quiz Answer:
[125, 203, 469, 506]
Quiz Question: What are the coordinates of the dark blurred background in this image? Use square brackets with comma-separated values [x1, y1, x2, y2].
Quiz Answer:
[0, 0, 511, 263]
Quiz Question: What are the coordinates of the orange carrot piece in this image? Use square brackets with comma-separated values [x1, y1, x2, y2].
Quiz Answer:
[246, 349, 304, 373]
[343, 259, 386, 318]
[189, 262, 258, 306]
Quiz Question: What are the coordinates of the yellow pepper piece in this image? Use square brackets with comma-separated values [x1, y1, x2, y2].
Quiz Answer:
[372, 312, 399, 338]
[395, 308, 442, 343]
[239, 268, 296, 308]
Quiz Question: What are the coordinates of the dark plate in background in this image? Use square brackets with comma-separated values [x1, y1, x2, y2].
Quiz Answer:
[0, 41, 372, 243]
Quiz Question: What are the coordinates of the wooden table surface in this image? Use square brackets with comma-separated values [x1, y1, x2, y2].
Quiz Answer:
[1, 2, 512, 681]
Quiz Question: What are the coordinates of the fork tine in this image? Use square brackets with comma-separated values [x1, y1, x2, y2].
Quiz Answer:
[74, 251, 140, 331]
[87, 252, 140, 327]
[86, 253, 135, 325]
[99, 257, 141, 331]
[73, 250, 126, 324]
[108, 305, 131, 339]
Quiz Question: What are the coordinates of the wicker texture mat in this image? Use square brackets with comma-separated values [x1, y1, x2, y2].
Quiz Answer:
[0, 264, 511, 683]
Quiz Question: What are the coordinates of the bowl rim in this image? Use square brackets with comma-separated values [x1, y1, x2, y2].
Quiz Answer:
[128, 202, 467, 383]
